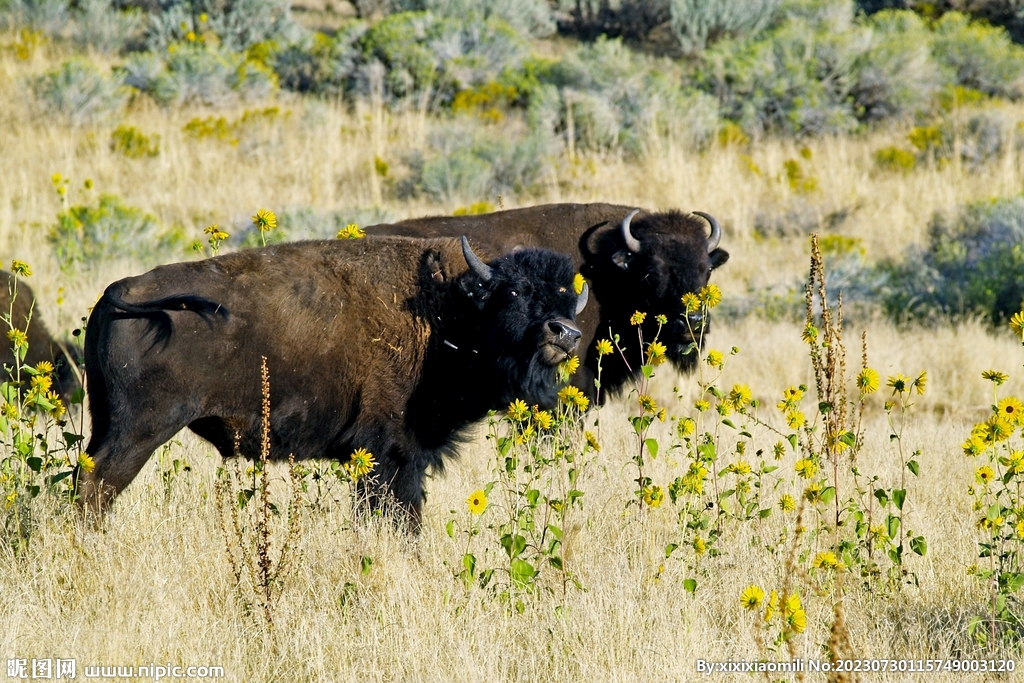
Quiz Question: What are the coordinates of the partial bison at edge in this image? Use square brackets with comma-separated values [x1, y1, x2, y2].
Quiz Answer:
[367, 203, 730, 403]
[78, 237, 588, 526]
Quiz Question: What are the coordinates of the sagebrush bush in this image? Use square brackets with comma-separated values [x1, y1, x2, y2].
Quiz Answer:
[669, 0, 781, 55]
[931, 12, 1024, 101]
[880, 196, 1024, 326]
[0, 0, 67, 34]
[122, 43, 276, 107]
[146, 0, 297, 52]
[397, 0, 555, 38]
[71, 0, 145, 55]
[273, 26, 365, 96]
[31, 59, 128, 125]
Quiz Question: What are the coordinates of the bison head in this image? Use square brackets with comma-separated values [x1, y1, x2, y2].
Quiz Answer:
[457, 237, 587, 407]
[585, 209, 729, 373]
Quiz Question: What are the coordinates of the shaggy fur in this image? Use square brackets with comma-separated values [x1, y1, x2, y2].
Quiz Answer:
[79, 237, 585, 526]
[368, 203, 730, 402]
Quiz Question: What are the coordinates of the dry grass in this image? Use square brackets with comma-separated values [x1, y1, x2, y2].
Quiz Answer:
[3, 37, 1024, 681]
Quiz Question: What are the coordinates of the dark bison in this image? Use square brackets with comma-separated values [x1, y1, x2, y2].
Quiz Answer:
[0, 271, 80, 405]
[78, 237, 587, 525]
[367, 203, 729, 402]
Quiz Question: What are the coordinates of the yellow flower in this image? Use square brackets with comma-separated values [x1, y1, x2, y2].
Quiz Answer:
[677, 417, 695, 437]
[84, 178, 93, 189]
[786, 410, 805, 429]
[729, 460, 752, 476]
[630, 311, 647, 326]
[507, 399, 529, 421]
[801, 323, 818, 344]
[1010, 311, 1024, 335]
[982, 415, 1015, 443]
[638, 394, 657, 413]
[533, 409, 553, 430]
[764, 590, 779, 622]
[185, 30, 196, 41]
[345, 447, 376, 481]
[559, 354, 581, 377]
[695, 399, 710, 412]
[558, 385, 590, 411]
[10, 260, 31, 277]
[788, 608, 807, 633]
[46, 391, 65, 418]
[784, 592, 802, 615]
[693, 537, 706, 555]
[976, 466, 995, 485]
[997, 397, 1024, 424]
[780, 493, 796, 512]
[51, 172, 62, 185]
[887, 373, 909, 394]
[870, 523, 888, 541]
[983, 370, 1009, 385]
[467, 489, 488, 515]
[655, 314, 667, 325]
[680, 292, 700, 313]
[856, 368, 880, 394]
[962, 435, 987, 457]
[1, 402, 16, 419]
[515, 424, 536, 444]
[697, 284, 722, 308]
[804, 481, 823, 503]
[812, 551, 839, 569]
[252, 209, 277, 232]
[199, 12, 208, 21]
[705, 349, 724, 368]
[584, 431, 600, 452]
[77, 453, 95, 473]
[30, 374, 52, 393]
[336, 223, 366, 239]
[647, 341, 667, 365]
[595, 339, 613, 356]
[727, 384, 752, 409]
[204, 224, 229, 243]
[773, 441, 786, 460]
[34, 361, 54, 375]
[657, 408, 666, 422]
[912, 371, 927, 395]
[572, 273, 585, 295]
[1017, 520, 1024, 540]
[642, 485, 665, 508]
[7, 329, 28, 348]
[795, 458, 817, 479]
[739, 585, 765, 610]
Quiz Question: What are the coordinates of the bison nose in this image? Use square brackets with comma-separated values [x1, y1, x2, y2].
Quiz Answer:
[548, 319, 582, 346]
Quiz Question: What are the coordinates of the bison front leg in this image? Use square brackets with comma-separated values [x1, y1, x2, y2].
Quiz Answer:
[354, 448, 427, 533]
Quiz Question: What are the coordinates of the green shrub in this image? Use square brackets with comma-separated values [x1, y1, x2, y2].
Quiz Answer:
[873, 145, 916, 173]
[880, 196, 1024, 325]
[396, 0, 555, 38]
[48, 193, 178, 270]
[122, 44, 277, 107]
[146, 0, 297, 52]
[931, 12, 1024, 100]
[0, 0, 68, 34]
[31, 59, 128, 126]
[111, 124, 160, 158]
[273, 27, 365, 96]
[669, 0, 782, 55]
[71, 0, 145, 54]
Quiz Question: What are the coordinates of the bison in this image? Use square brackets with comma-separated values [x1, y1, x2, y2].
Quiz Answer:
[366, 203, 729, 402]
[78, 236, 588, 526]
[0, 271, 80, 405]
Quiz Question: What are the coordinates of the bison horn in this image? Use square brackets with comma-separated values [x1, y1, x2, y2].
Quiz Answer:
[693, 211, 722, 253]
[576, 282, 589, 316]
[461, 236, 493, 282]
[621, 209, 641, 254]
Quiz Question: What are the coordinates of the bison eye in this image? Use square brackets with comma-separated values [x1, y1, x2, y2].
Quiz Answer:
[510, 290, 518, 297]
[558, 287, 566, 293]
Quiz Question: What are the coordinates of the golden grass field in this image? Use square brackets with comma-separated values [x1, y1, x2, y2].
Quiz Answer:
[3, 39, 1024, 682]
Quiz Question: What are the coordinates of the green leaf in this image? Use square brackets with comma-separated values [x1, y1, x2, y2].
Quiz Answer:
[498, 437, 512, 457]
[683, 578, 697, 594]
[758, 507, 772, 519]
[445, 519, 455, 538]
[887, 514, 900, 540]
[462, 553, 476, 577]
[721, 418, 736, 429]
[1008, 573, 1024, 593]
[71, 387, 85, 405]
[786, 434, 797, 450]
[361, 555, 373, 575]
[26, 456, 42, 473]
[819, 486, 836, 504]
[526, 489, 540, 507]
[645, 438, 659, 459]
[874, 489, 889, 507]
[839, 431, 857, 448]
[548, 556, 563, 571]
[892, 489, 906, 510]
[665, 543, 678, 558]
[910, 535, 927, 556]
[818, 401, 833, 414]
[0, 382, 17, 403]
[501, 533, 527, 559]
[510, 559, 537, 586]
[906, 459, 920, 476]
[641, 364, 653, 379]
[547, 524, 562, 541]
[49, 470, 72, 484]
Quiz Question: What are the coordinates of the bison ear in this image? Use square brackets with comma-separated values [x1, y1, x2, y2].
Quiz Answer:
[611, 250, 633, 270]
[710, 248, 730, 269]
[456, 275, 491, 310]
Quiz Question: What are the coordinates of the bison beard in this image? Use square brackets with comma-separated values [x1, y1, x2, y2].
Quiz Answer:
[78, 237, 585, 528]
[366, 203, 729, 404]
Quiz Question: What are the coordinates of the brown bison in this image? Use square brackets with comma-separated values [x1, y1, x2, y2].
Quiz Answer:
[0, 271, 80, 405]
[78, 237, 587, 525]
[367, 203, 729, 402]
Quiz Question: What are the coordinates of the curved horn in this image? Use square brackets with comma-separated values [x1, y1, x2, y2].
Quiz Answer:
[461, 236, 493, 282]
[621, 209, 641, 254]
[693, 211, 722, 253]
[575, 282, 589, 316]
